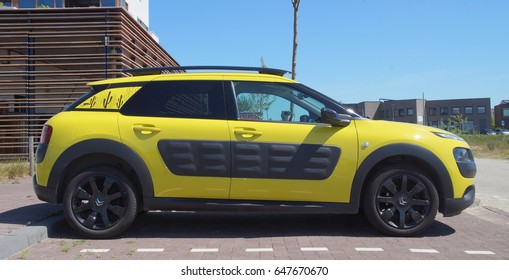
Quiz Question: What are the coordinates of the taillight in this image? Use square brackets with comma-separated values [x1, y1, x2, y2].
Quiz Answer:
[40, 125, 53, 145]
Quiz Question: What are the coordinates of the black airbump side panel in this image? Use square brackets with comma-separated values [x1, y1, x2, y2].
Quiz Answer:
[158, 140, 230, 177]
[158, 140, 341, 180]
[232, 142, 340, 180]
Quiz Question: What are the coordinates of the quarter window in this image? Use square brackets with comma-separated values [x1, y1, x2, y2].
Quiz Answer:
[121, 81, 226, 119]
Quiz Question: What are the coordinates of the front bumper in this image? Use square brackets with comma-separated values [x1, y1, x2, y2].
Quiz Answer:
[442, 185, 475, 217]
[33, 175, 58, 204]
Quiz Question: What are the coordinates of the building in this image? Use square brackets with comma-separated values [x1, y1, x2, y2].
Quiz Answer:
[0, 1, 179, 158]
[494, 100, 509, 129]
[426, 98, 491, 133]
[344, 97, 491, 133]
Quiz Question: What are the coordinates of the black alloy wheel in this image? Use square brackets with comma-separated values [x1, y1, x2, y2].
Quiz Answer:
[63, 167, 137, 238]
[364, 165, 439, 236]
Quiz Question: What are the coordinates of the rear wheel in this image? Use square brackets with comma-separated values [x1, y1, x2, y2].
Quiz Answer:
[363, 165, 439, 236]
[63, 166, 138, 238]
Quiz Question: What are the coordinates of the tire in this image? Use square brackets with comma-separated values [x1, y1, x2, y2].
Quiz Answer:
[363, 165, 439, 237]
[63, 166, 138, 238]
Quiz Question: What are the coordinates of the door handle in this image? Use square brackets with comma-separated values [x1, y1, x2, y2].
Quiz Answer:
[234, 128, 263, 138]
[133, 124, 162, 135]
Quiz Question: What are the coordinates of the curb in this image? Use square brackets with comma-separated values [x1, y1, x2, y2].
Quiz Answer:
[0, 215, 64, 260]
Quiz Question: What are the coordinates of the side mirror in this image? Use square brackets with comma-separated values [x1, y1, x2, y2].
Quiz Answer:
[321, 108, 351, 127]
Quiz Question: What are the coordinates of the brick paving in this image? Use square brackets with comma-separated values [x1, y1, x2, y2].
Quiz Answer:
[7, 209, 509, 260]
[2, 159, 509, 260]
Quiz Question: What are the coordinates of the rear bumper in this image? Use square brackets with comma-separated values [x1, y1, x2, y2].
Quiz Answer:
[442, 185, 475, 217]
[33, 175, 58, 204]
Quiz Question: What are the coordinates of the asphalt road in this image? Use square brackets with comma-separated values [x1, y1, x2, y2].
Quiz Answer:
[4, 158, 509, 260]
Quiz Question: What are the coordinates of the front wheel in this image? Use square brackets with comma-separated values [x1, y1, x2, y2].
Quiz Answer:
[63, 167, 138, 238]
[363, 165, 439, 236]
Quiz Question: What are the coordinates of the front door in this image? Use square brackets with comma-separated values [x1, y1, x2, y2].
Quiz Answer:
[227, 81, 358, 203]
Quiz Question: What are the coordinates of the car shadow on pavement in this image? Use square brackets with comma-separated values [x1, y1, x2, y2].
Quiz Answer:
[47, 211, 456, 240]
[0, 203, 62, 227]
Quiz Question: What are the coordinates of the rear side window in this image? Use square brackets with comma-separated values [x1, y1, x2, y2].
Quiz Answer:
[121, 81, 226, 119]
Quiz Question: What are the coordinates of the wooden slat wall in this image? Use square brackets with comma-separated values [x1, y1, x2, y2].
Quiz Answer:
[0, 8, 179, 159]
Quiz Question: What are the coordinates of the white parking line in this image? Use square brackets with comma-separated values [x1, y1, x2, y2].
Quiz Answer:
[190, 248, 219, 253]
[136, 248, 165, 253]
[410, 249, 439, 254]
[465, 250, 495, 255]
[300, 247, 329, 252]
[80, 249, 110, 253]
[245, 248, 274, 252]
[355, 247, 384, 252]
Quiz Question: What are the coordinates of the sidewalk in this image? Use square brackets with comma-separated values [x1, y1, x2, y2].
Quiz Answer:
[0, 177, 62, 259]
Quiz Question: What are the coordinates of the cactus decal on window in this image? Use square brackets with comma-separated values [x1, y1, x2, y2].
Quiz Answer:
[76, 87, 141, 110]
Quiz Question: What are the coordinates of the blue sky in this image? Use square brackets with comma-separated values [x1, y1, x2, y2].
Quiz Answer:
[149, 0, 508, 106]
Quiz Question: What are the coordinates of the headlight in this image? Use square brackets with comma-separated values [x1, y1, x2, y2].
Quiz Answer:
[453, 148, 476, 178]
[432, 132, 465, 142]
[454, 148, 474, 162]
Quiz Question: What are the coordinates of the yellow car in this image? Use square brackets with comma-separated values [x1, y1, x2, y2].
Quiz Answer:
[33, 66, 476, 238]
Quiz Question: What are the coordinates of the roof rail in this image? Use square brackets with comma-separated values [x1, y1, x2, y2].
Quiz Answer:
[123, 66, 291, 77]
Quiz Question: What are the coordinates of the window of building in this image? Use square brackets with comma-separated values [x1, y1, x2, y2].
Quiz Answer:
[477, 106, 486, 114]
[121, 81, 227, 120]
[440, 107, 448, 115]
[102, 0, 116, 6]
[429, 107, 437, 116]
[0, 0, 13, 7]
[465, 106, 473, 115]
[452, 107, 460, 115]
[407, 108, 414, 116]
[18, 0, 36, 8]
[74, 0, 100, 7]
[398, 108, 405, 117]
[503, 108, 509, 117]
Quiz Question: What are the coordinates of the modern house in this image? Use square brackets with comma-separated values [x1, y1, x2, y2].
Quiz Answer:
[0, 0, 179, 158]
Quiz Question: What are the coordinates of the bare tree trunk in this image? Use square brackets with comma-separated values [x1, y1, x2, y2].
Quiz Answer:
[291, 0, 300, 80]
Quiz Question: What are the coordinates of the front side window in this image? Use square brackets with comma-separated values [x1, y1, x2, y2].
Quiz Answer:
[121, 81, 226, 119]
[232, 82, 325, 123]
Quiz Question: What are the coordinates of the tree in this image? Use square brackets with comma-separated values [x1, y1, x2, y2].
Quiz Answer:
[291, 0, 300, 80]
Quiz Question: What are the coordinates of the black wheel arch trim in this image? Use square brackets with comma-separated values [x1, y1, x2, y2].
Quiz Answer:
[351, 143, 453, 213]
[47, 139, 153, 203]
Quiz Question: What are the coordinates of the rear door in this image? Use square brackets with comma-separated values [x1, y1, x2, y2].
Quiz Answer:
[118, 80, 231, 199]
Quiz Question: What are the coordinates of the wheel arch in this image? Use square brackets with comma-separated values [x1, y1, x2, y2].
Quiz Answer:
[351, 144, 453, 213]
[48, 139, 154, 205]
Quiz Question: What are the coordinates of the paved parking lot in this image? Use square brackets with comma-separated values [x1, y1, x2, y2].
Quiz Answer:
[2, 158, 509, 260]
[7, 206, 509, 260]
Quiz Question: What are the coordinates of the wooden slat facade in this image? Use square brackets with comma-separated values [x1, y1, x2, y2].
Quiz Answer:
[0, 8, 179, 159]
